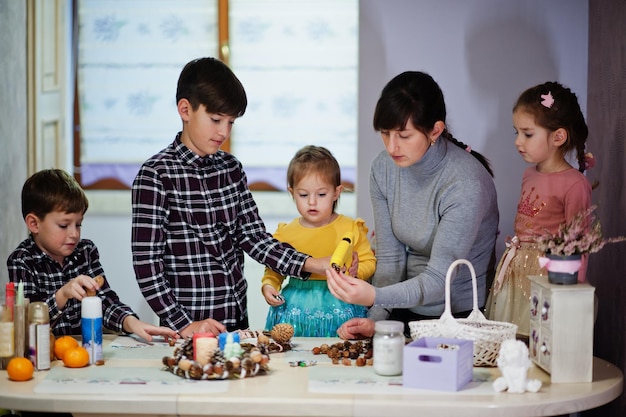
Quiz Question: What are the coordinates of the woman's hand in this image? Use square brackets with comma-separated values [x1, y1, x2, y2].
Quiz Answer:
[326, 268, 375, 306]
[337, 317, 376, 339]
[347, 251, 359, 277]
[262, 284, 285, 306]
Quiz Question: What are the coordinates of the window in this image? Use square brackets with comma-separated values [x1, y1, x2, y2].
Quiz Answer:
[75, 0, 218, 189]
[74, 0, 358, 193]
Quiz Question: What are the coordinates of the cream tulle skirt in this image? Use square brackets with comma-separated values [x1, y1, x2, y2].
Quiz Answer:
[485, 241, 547, 337]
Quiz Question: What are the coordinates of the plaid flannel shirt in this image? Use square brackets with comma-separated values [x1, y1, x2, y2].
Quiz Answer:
[7, 238, 136, 336]
[131, 134, 309, 332]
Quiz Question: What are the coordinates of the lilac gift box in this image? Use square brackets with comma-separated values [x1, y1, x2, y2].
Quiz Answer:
[402, 337, 473, 391]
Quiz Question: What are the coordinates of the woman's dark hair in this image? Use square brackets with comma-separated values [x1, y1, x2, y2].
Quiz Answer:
[513, 81, 588, 173]
[373, 71, 493, 176]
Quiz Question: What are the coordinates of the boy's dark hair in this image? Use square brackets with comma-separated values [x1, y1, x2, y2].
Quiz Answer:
[513, 81, 589, 173]
[373, 71, 493, 176]
[22, 169, 88, 219]
[176, 57, 247, 117]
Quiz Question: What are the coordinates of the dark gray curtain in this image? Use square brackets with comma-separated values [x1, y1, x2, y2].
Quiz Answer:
[584, 1, 626, 416]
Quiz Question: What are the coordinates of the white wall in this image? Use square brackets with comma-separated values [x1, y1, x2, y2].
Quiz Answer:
[0, 1, 28, 292]
[83, 0, 588, 331]
[357, 0, 588, 256]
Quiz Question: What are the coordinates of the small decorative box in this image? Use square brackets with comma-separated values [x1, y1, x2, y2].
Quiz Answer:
[403, 337, 473, 391]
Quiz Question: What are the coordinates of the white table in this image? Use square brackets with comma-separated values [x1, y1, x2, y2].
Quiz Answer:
[0, 335, 622, 417]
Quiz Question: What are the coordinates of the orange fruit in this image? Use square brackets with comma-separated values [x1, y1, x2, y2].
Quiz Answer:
[7, 357, 34, 381]
[54, 335, 79, 360]
[62, 346, 90, 368]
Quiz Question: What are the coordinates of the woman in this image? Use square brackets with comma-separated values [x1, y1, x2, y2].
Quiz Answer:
[326, 71, 499, 339]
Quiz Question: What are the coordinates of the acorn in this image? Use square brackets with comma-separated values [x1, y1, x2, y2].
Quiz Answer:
[188, 363, 204, 380]
[178, 358, 192, 372]
[213, 363, 224, 377]
[241, 357, 255, 377]
[257, 333, 270, 345]
[162, 356, 177, 368]
[270, 323, 294, 344]
[249, 350, 263, 363]
[203, 363, 214, 376]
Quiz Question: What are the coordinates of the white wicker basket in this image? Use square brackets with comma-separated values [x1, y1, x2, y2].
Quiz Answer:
[409, 259, 517, 367]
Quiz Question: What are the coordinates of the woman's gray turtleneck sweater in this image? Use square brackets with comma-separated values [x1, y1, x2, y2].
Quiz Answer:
[368, 137, 499, 319]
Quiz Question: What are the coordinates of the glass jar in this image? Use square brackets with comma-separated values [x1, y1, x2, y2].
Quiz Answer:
[28, 301, 50, 370]
[373, 320, 404, 376]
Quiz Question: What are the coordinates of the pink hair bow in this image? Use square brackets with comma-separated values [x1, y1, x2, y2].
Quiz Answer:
[540, 92, 554, 108]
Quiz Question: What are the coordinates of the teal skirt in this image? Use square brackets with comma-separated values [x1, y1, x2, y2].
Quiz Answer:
[265, 279, 367, 337]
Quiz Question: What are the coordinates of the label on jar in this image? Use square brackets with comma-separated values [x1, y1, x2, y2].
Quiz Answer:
[373, 334, 404, 376]
[0, 321, 14, 357]
[28, 322, 51, 370]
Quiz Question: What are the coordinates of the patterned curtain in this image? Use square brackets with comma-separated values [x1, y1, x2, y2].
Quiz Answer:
[76, 0, 357, 191]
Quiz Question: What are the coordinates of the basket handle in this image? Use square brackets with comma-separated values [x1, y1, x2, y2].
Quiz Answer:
[440, 259, 486, 324]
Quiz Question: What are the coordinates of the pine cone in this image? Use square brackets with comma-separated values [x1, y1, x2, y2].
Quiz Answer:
[270, 323, 294, 344]
[211, 347, 226, 365]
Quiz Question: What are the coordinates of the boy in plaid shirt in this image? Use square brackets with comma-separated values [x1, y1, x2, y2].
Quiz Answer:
[131, 57, 329, 338]
[7, 169, 176, 342]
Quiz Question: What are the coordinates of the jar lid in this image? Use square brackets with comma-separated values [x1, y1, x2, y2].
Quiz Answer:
[374, 320, 404, 333]
[27, 301, 49, 323]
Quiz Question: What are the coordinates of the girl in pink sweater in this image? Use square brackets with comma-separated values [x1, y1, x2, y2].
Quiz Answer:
[486, 82, 594, 338]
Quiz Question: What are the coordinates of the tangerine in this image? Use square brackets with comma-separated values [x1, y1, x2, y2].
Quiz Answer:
[54, 335, 79, 360]
[62, 346, 90, 368]
[6, 357, 34, 381]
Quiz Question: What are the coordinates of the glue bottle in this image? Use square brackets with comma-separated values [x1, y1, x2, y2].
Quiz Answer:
[28, 301, 50, 370]
[81, 296, 104, 365]
[330, 233, 354, 272]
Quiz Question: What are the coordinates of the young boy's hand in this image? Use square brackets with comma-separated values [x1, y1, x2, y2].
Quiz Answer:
[179, 319, 226, 339]
[304, 255, 332, 275]
[262, 284, 285, 306]
[56, 274, 101, 309]
[122, 315, 178, 343]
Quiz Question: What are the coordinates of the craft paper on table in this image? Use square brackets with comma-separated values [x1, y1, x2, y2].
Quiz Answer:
[106, 335, 180, 360]
[308, 366, 493, 395]
[308, 366, 403, 394]
[35, 365, 229, 395]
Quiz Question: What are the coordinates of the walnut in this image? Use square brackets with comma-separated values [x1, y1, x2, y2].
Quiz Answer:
[328, 347, 341, 359]
[86, 275, 105, 296]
